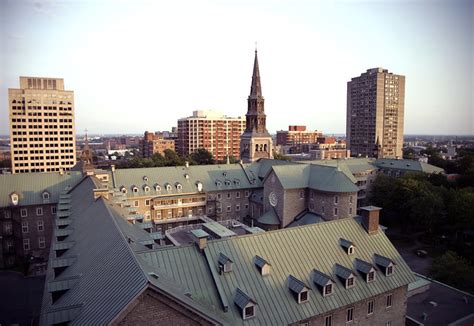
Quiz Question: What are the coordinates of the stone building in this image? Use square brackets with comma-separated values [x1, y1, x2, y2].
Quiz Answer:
[39, 176, 416, 325]
[8, 76, 77, 173]
[140, 131, 175, 158]
[240, 50, 273, 162]
[346, 68, 405, 159]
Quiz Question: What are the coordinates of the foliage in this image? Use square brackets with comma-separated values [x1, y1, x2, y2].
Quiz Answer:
[190, 148, 215, 165]
[421, 146, 447, 170]
[273, 152, 292, 161]
[429, 251, 474, 290]
[0, 159, 11, 169]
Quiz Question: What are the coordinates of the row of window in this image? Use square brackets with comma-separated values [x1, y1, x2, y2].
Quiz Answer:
[322, 295, 392, 326]
[21, 220, 45, 233]
[216, 191, 249, 200]
[23, 237, 46, 250]
[19, 206, 56, 218]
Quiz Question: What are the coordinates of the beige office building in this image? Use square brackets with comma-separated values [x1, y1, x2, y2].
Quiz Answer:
[346, 68, 405, 158]
[9, 77, 76, 173]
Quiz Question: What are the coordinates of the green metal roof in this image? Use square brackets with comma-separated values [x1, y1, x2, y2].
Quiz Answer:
[203, 222, 237, 238]
[374, 158, 444, 174]
[287, 212, 323, 228]
[191, 229, 210, 239]
[0, 171, 83, 207]
[257, 208, 280, 225]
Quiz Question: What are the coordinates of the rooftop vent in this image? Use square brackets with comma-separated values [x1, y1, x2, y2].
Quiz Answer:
[184, 173, 190, 179]
[218, 253, 233, 274]
[254, 256, 271, 276]
[143, 176, 148, 182]
[313, 269, 335, 297]
[288, 275, 310, 304]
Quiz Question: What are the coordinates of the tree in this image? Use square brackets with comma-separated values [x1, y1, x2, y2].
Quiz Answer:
[430, 251, 474, 290]
[190, 148, 215, 165]
[163, 149, 184, 166]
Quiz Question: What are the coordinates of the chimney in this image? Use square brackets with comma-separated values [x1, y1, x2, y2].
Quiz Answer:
[191, 229, 209, 251]
[360, 206, 381, 235]
[111, 164, 115, 172]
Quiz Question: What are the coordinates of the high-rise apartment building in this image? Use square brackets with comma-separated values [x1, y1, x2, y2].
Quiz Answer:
[140, 131, 175, 158]
[240, 50, 273, 162]
[176, 110, 245, 161]
[346, 68, 405, 158]
[9, 77, 76, 173]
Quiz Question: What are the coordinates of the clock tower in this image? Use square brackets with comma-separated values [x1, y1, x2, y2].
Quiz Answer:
[240, 50, 273, 163]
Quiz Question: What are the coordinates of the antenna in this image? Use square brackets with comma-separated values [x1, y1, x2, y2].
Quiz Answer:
[255, 41, 258, 53]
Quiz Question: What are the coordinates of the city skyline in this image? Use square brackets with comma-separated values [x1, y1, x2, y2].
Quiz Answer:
[1, 0, 472, 136]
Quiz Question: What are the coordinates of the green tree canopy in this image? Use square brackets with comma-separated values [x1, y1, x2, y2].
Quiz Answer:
[190, 148, 215, 165]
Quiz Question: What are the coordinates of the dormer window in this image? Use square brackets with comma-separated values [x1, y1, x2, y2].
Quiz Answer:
[176, 183, 182, 190]
[313, 269, 335, 297]
[335, 264, 356, 289]
[288, 275, 310, 304]
[143, 185, 150, 192]
[224, 179, 231, 186]
[196, 181, 203, 192]
[10, 193, 19, 206]
[166, 184, 172, 192]
[42, 191, 50, 201]
[254, 256, 271, 276]
[120, 186, 127, 194]
[143, 176, 148, 182]
[215, 180, 222, 187]
[355, 258, 376, 283]
[374, 254, 395, 277]
[234, 178, 240, 185]
[340, 238, 355, 255]
[132, 186, 138, 193]
[155, 184, 161, 192]
[218, 253, 233, 274]
[234, 288, 257, 320]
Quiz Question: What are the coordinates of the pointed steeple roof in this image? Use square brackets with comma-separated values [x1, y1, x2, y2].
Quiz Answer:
[250, 50, 262, 99]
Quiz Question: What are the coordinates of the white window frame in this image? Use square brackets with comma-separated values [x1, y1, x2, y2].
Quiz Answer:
[235, 204, 240, 211]
[334, 195, 339, 204]
[324, 314, 333, 326]
[226, 205, 231, 212]
[20, 208, 28, 217]
[37, 220, 44, 232]
[36, 206, 43, 216]
[324, 283, 333, 296]
[51, 206, 57, 214]
[134, 200, 139, 207]
[236, 191, 241, 198]
[145, 199, 150, 206]
[367, 299, 374, 315]
[334, 207, 338, 216]
[38, 236, 46, 249]
[23, 238, 30, 251]
[21, 221, 29, 233]
[346, 307, 354, 323]
[386, 293, 393, 308]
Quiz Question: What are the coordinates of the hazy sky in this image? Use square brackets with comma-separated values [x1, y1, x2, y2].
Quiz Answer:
[1, 0, 472, 135]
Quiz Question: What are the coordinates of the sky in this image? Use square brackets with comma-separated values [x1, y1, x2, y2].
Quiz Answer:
[0, 0, 472, 135]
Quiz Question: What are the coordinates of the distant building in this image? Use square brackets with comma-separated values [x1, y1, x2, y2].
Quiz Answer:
[240, 50, 273, 162]
[176, 110, 245, 161]
[347, 68, 405, 159]
[140, 131, 175, 158]
[309, 137, 350, 159]
[8, 77, 77, 173]
[276, 126, 323, 151]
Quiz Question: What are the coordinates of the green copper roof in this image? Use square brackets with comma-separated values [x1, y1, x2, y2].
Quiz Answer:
[374, 158, 444, 174]
[0, 171, 83, 207]
[257, 208, 280, 225]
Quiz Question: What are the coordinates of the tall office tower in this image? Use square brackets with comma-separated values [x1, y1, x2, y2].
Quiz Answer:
[176, 110, 245, 161]
[240, 50, 273, 162]
[9, 77, 76, 173]
[346, 68, 405, 158]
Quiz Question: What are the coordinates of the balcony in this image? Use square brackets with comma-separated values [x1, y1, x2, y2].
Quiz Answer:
[153, 200, 206, 210]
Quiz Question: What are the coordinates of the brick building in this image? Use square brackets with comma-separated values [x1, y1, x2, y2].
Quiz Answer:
[139, 131, 175, 158]
[276, 125, 323, 151]
[8, 77, 77, 173]
[176, 110, 245, 161]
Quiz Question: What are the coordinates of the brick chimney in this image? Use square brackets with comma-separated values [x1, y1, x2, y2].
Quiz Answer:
[191, 229, 209, 251]
[360, 206, 381, 235]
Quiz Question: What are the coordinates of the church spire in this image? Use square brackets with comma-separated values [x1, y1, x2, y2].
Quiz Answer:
[250, 50, 262, 99]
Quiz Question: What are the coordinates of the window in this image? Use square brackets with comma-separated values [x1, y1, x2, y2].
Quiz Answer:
[244, 305, 255, 319]
[23, 239, 30, 251]
[4, 210, 11, 219]
[299, 191, 304, 199]
[36, 207, 43, 216]
[38, 237, 46, 249]
[367, 300, 374, 315]
[349, 195, 353, 203]
[324, 284, 333, 296]
[346, 307, 354, 322]
[325, 314, 333, 326]
[349, 207, 353, 215]
[385, 322, 392, 326]
[322, 206, 325, 213]
[367, 271, 375, 282]
[51, 206, 57, 214]
[386, 294, 392, 308]
[346, 276, 354, 288]
[236, 192, 241, 198]
[310, 192, 314, 199]
[42, 192, 50, 200]
[22, 221, 29, 233]
[227, 192, 231, 199]
[37, 220, 44, 232]
[236, 204, 240, 211]
[226, 206, 231, 212]
[299, 290, 309, 303]
[217, 194, 222, 200]
[334, 195, 339, 204]
[386, 265, 393, 276]
[133, 187, 138, 193]
[334, 207, 338, 216]
[245, 191, 250, 197]
[145, 199, 150, 206]
[134, 200, 139, 207]
[21, 208, 28, 217]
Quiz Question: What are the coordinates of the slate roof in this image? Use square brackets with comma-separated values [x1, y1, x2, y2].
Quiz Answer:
[0, 171, 83, 207]
[234, 288, 256, 309]
[355, 258, 375, 275]
[288, 211, 323, 228]
[142, 217, 416, 325]
[312, 270, 333, 287]
[288, 275, 309, 293]
[254, 255, 270, 269]
[340, 238, 354, 249]
[374, 253, 394, 268]
[335, 264, 355, 280]
[257, 208, 280, 225]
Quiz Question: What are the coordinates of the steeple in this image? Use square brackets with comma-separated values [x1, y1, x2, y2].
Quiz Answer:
[249, 50, 262, 99]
